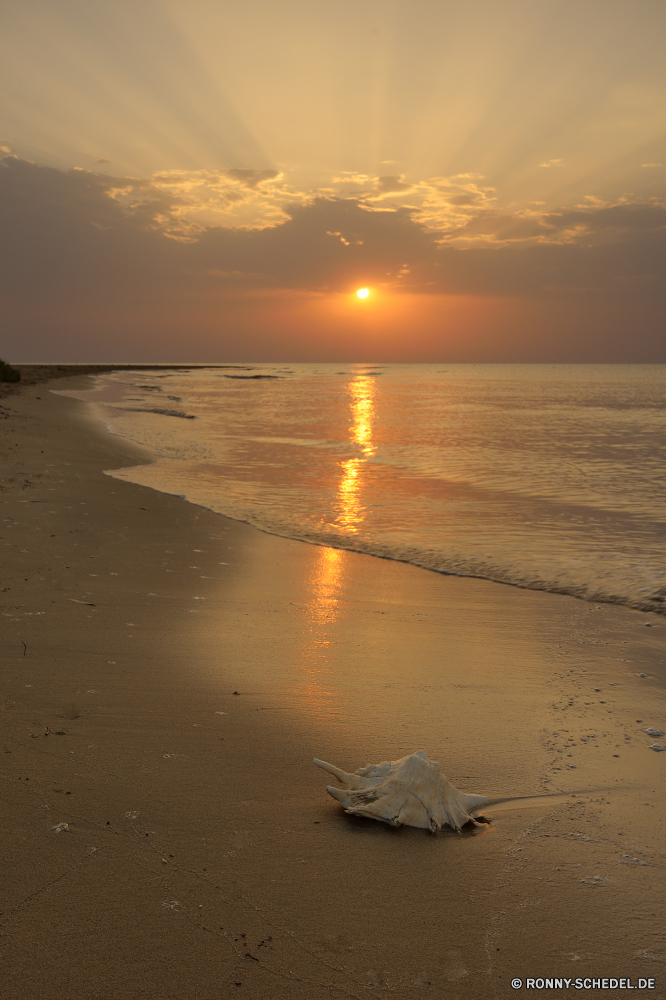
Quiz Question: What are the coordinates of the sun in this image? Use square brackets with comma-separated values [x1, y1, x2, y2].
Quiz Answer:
[356, 288, 370, 299]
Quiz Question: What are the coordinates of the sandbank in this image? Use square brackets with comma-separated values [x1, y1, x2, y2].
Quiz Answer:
[1, 369, 665, 998]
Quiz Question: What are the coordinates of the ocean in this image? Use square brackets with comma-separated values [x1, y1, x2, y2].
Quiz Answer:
[64, 363, 666, 615]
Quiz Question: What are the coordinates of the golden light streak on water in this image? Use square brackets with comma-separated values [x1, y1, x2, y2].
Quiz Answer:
[336, 457, 363, 534]
[349, 375, 376, 457]
[334, 374, 376, 533]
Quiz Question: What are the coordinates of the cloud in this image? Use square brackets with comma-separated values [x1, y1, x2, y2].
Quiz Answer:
[331, 171, 373, 186]
[411, 176, 498, 234]
[539, 159, 562, 168]
[101, 165, 312, 236]
[641, 163, 663, 168]
[375, 175, 413, 195]
[224, 168, 281, 189]
[542, 202, 666, 237]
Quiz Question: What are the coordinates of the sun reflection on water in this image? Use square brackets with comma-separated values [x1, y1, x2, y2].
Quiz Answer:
[349, 375, 375, 457]
[335, 375, 375, 533]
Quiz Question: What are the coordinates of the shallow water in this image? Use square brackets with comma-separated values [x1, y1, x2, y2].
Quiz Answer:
[60, 363, 666, 613]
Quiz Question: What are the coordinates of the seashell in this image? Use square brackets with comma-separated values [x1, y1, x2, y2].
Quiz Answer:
[313, 750, 488, 832]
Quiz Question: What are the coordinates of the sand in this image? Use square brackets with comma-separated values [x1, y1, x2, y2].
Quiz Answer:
[1, 369, 665, 999]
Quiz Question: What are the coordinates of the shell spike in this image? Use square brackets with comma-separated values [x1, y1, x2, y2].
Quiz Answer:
[325, 784, 347, 803]
[313, 758, 369, 789]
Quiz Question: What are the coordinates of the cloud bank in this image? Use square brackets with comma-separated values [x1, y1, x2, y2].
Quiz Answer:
[1, 156, 665, 362]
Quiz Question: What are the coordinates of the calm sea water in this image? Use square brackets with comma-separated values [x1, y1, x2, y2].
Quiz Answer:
[66, 364, 666, 614]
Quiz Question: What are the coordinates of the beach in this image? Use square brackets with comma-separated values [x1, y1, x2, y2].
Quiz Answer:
[1, 370, 665, 999]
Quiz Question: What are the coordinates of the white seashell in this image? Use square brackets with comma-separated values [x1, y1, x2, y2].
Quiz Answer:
[314, 750, 488, 832]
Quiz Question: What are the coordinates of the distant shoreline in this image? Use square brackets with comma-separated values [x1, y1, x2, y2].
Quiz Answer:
[2, 363, 250, 393]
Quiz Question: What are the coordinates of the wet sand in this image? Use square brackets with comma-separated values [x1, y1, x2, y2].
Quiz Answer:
[1, 371, 665, 999]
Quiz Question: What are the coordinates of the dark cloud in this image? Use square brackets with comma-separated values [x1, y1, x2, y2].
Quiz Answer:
[375, 175, 411, 194]
[442, 201, 666, 248]
[429, 235, 666, 298]
[224, 168, 280, 189]
[542, 202, 666, 236]
[446, 192, 487, 207]
[192, 197, 438, 289]
[0, 157, 177, 302]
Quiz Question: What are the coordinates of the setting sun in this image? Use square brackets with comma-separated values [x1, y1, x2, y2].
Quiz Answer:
[356, 288, 370, 299]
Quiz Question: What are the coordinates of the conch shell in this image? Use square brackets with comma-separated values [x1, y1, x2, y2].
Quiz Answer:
[314, 750, 488, 832]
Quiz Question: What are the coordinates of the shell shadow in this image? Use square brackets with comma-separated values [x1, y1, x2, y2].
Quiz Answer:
[335, 810, 493, 838]
[333, 787, 611, 838]
[479, 788, 608, 815]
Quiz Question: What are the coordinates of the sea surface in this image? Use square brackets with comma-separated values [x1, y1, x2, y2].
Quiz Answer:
[64, 364, 666, 614]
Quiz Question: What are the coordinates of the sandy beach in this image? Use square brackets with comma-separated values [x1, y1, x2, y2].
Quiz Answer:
[1, 370, 665, 999]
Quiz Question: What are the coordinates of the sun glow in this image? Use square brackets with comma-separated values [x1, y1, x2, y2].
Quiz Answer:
[356, 288, 369, 299]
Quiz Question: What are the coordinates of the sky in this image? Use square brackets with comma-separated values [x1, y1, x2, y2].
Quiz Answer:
[1, 0, 665, 363]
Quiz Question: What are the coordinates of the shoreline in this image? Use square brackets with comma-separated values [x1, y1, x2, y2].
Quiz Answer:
[1, 374, 665, 998]
[47, 363, 666, 620]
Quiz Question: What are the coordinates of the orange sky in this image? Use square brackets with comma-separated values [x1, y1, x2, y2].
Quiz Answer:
[1, 0, 665, 362]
